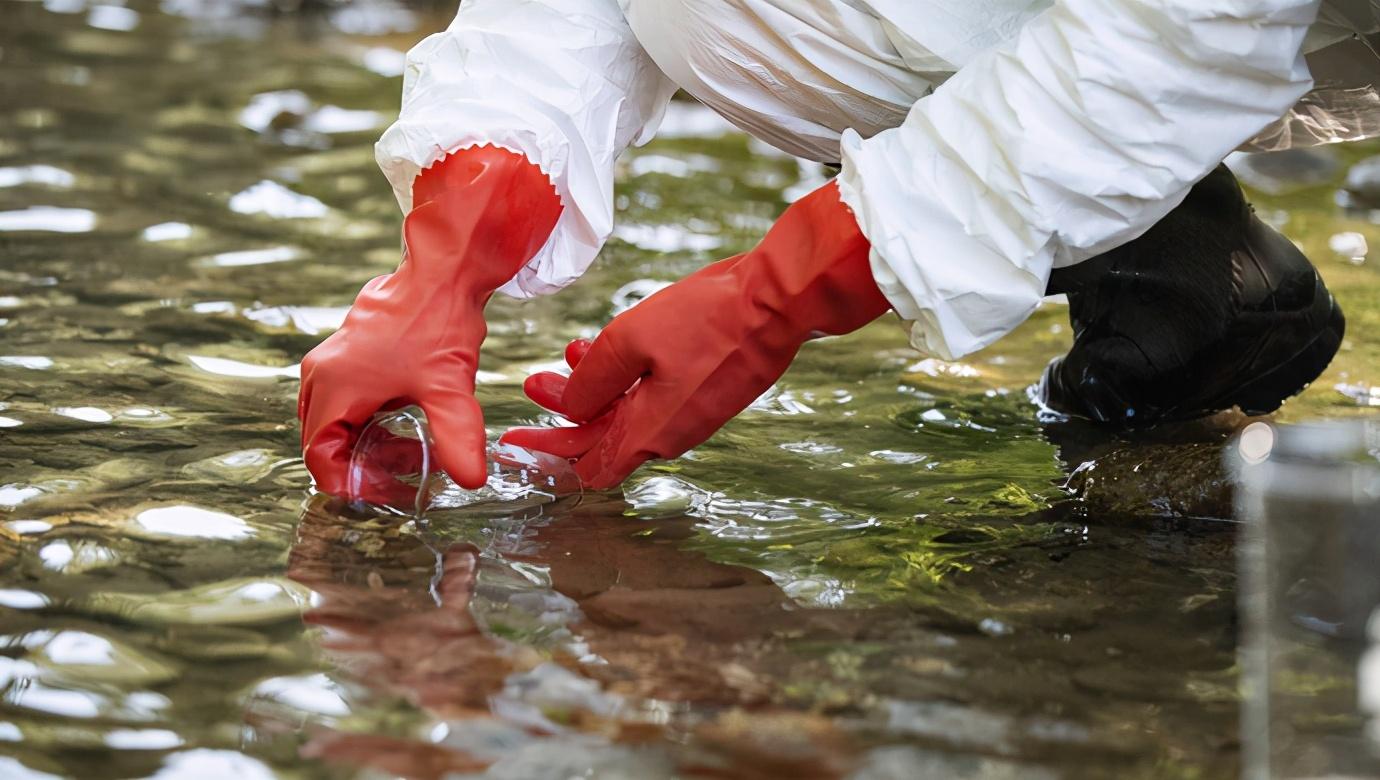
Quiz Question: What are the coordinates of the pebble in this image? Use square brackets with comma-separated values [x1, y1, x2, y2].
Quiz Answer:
[79, 578, 312, 627]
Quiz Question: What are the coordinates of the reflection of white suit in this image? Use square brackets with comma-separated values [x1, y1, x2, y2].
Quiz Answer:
[376, 0, 1379, 359]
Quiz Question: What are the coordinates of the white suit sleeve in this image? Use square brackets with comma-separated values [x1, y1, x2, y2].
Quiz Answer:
[375, 0, 678, 298]
[836, 0, 1319, 360]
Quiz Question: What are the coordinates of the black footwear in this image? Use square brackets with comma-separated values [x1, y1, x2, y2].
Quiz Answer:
[1037, 164, 1346, 426]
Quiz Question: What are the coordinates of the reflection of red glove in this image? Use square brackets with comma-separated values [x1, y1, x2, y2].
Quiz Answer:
[299, 146, 562, 494]
[502, 182, 890, 489]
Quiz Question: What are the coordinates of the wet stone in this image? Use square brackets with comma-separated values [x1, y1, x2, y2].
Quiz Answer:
[28, 630, 182, 687]
[2, 1, 1377, 777]
[1063, 442, 1234, 520]
[79, 578, 312, 627]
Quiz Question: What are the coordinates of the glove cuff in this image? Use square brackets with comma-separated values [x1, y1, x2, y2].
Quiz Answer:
[402, 145, 563, 300]
[412, 144, 559, 210]
[748, 182, 891, 337]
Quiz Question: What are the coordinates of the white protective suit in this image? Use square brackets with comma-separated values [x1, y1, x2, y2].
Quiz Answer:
[376, 0, 1380, 360]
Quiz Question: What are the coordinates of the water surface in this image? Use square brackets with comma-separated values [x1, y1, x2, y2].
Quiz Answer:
[2, 2, 1379, 777]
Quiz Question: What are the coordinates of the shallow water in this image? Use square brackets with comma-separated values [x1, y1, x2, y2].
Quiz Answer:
[1, 2, 1379, 778]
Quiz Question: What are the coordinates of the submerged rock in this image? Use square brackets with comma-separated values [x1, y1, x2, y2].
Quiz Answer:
[147, 624, 286, 661]
[79, 577, 312, 627]
[28, 630, 181, 687]
[1063, 442, 1233, 521]
[0, 524, 18, 570]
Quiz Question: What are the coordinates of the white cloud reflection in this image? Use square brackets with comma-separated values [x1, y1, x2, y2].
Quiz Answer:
[135, 505, 253, 541]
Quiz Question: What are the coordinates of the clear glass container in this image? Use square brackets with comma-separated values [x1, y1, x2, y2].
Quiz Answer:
[346, 405, 581, 517]
[1231, 419, 1380, 779]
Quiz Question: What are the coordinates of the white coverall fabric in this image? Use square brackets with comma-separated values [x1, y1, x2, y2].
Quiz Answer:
[838, 0, 1319, 358]
[374, 0, 677, 298]
[375, 0, 1374, 356]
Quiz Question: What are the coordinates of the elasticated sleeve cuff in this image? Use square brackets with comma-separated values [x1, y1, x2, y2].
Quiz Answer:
[375, 0, 677, 298]
[838, 0, 1318, 358]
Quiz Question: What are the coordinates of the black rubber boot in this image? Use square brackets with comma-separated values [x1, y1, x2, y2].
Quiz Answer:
[1037, 165, 1346, 426]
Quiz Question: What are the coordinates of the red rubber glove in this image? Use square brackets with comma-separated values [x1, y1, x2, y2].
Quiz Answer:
[298, 146, 562, 496]
[501, 182, 890, 489]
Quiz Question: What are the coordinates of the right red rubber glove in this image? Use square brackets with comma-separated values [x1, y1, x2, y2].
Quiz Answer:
[298, 146, 562, 496]
[501, 182, 891, 489]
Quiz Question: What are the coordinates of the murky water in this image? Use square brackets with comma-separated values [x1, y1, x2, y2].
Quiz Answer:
[2, 2, 1379, 778]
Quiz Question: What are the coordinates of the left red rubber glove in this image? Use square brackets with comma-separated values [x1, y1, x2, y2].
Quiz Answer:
[501, 181, 890, 489]
[298, 146, 562, 496]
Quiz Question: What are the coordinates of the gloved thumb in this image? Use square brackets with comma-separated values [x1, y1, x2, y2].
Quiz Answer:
[418, 390, 489, 489]
[500, 414, 612, 459]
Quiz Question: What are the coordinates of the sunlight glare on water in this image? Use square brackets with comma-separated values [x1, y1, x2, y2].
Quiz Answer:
[1, 1, 1379, 777]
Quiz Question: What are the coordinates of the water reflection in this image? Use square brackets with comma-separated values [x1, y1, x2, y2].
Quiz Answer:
[52, 406, 112, 423]
[86, 4, 139, 32]
[0, 207, 95, 232]
[284, 491, 1228, 776]
[0, 166, 76, 188]
[0, 0, 1375, 776]
[0, 357, 51, 369]
[196, 246, 302, 268]
[134, 505, 253, 540]
[286, 496, 877, 777]
[0, 589, 48, 609]
[151, 750, 276, 780]
[229, 181, 329, 219]
[185, 354, 300, 378]
[140, 221, 192, 241]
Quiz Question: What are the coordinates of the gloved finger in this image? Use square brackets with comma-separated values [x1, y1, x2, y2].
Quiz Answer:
[303, 420, 355, 497]
[569, 373, 720, 490]
[573, 435, 652, 491]
[576, 461, 647, 491]
[562, 331, 647, 423]
[565, 338, 592, 368]
[500, 415, 612, 459]
[303, 386, 383, 455]
[573, 448, 641, 491]
[418, 391, 488, 489]
[569, 393, 653, 490]
[521, 339, 594, 415]
[522, 371, 570, 414]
